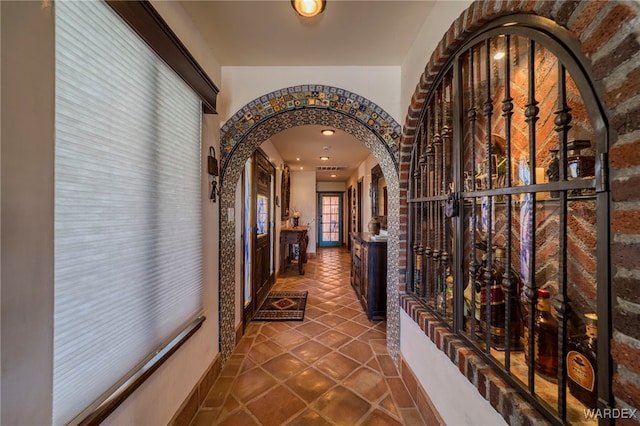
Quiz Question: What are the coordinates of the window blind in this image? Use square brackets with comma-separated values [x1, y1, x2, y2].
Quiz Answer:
[54, 2, 203, 424]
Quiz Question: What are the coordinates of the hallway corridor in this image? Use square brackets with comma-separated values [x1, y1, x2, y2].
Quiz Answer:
[190, 247, 424, 426]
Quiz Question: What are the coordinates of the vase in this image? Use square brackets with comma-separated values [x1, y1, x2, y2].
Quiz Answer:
[368, 217, 380, 234]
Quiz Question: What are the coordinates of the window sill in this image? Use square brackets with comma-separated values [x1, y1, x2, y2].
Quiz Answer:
[72, 315, 206, 426]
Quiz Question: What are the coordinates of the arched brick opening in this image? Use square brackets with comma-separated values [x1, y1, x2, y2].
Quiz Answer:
[218, 85, 402, 363]
[398, 0, 640, 420]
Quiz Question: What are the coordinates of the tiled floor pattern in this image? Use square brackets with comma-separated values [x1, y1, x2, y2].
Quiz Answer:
[190, 247, 424, 426]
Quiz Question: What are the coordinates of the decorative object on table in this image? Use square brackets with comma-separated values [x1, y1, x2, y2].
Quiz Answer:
[368, 216, 381, 234]
[253, 290, 308, 321]
[291, 210, 301, 227]
[547, 149, 560, 198]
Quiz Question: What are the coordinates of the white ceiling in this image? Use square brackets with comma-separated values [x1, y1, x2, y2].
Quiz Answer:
[179, 0, 437, 180]
[179, 0, 435, 66]
[267, 125, 371, 180]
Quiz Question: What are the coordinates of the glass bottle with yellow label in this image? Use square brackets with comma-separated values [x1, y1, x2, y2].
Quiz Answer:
[567, 313, 598, 408]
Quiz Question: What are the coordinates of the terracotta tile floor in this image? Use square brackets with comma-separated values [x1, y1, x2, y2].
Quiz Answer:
[190, 247, 424, 426]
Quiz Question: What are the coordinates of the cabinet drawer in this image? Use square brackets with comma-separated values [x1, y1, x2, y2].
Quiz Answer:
[353, 241, 361, 258]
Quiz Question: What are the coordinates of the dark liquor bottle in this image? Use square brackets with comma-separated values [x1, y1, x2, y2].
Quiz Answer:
[533, 288, 558, 379]
[486, 247, 524, 351]
[567, 313, 598, 408]
[479, 244, 507, 350]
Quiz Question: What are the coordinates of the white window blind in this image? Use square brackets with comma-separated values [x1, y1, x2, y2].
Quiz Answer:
[54, 2, 203, 424]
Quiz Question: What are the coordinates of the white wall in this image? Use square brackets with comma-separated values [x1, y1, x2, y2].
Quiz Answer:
[400, 311, 508, 426]
[290, 170, 317, 254]
[316, 181, 346, 193]
[151, 1, 222, 86]
[345, 154, 383, 236]
[220, 66, 402, 125]
[1, 3, 55, 424]
[400, 1, 472, 118]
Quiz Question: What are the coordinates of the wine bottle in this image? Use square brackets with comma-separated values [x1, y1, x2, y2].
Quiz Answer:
[567, 313, 598, 408]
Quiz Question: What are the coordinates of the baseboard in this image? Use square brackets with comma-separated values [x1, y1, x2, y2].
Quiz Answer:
[168, 353, 222, 426]
[235, 321, 243, 344]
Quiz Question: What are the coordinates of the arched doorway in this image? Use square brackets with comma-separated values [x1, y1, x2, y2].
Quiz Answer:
[218, 85, 402, 363]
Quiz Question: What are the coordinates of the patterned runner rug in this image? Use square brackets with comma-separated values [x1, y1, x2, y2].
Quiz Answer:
[253, 291, 308, 321]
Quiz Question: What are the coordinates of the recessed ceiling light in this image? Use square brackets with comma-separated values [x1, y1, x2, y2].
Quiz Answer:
[321, 129, 335, 136]
[291, 0, 326, 18]
[494, 51, 505, 60]
[319, 156, 330, 161]
[330, 174, 337, 178]
[296, 157, 300, 161]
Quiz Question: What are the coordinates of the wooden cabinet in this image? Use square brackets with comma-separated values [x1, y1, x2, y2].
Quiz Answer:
[350, 232, 386, 320]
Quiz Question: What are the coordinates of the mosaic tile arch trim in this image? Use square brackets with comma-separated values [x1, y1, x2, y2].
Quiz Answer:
[217, 87, 403, 366]
[219, 84, 402, 174]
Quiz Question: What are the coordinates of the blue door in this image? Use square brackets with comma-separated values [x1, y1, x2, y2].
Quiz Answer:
[318, 193, 343, 247]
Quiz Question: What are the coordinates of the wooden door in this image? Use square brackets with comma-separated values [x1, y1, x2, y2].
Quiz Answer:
[243, 149, 275, 327]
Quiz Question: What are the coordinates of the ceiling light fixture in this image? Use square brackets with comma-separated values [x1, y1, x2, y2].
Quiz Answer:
[291, 0, 326, 18]
[330, 174, 337, 178]
[494, 51, 505, 60]
[320, 156, 330, 161]
[321, 129, 335, 136]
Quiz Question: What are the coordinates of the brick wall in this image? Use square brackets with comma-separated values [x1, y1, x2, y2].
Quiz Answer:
[400, 0, 640, 423]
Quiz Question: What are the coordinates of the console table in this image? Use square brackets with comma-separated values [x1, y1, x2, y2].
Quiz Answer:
[280, 226, 308, 275]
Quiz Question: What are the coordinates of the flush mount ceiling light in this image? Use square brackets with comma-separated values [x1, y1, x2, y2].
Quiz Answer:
[321, 128, 335, 136]
[291, 0, 326, 18]
[320, 156, 330, 161]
